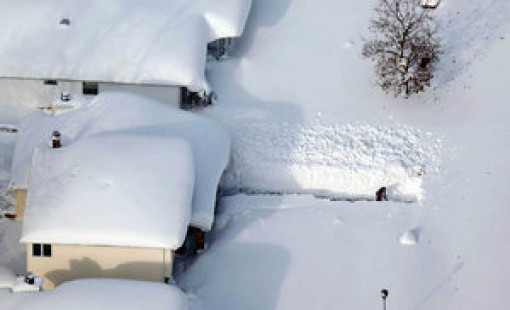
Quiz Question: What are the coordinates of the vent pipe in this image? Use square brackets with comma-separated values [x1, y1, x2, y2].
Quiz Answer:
[52, 131, 61, 149]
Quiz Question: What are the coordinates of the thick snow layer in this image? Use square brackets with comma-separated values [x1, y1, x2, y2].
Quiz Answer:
[0, 266, 15, 289]
[21, 134, 194, 248]
[11, 92, 230, 231]
[0, 132, 16, 186]
[0, 0, 252, 90]
[0, 219, 24, 276]
[0, 279, 188, 310]
[179, 0, 510, 309]
[221, 118, 442, 201]
[203, 0, 449, 201]
[181, 195, 445, 310]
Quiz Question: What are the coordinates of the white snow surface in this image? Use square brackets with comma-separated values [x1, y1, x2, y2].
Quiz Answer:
[0, 0, 509, 309]
[221, 119, 442, 201]
[0, 132, 16, 186]
[178, 0, 510, 309]
[11, 92, 230, 231]
[21, 134, 194, 249]
[0, 279, 188, 310]
[0, 0, 252, 91]
[0, 266, 15, 289]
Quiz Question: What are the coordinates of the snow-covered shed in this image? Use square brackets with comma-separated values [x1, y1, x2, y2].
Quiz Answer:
[21, 133, 195, 289]
[11, 92, 230, 232]
[0, 0, 252, 108]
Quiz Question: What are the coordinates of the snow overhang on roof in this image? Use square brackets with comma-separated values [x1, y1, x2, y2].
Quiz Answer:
[0, 0, 253, 91]
[21, 133, 195, 249]
[12, 92, 231, 232]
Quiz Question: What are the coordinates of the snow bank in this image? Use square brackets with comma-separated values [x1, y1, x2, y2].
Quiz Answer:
[0, 0, 252, 91]
[0, 132, 16, 185]
[221, 119, 442, 201]
[0, 279, 188, 310]
[0, 219, 24, 276]
[21, 134, 194, 249]
[11, 92, 230, 231]
[0, 266, 15, 289]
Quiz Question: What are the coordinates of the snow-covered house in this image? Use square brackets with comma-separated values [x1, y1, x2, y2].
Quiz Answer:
[21, 133, 194, 290]
[11, 93, 230, 251]
[0, 0, 252, 109]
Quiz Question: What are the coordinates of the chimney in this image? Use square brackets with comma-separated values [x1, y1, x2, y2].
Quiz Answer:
[52, 131, 61, 149]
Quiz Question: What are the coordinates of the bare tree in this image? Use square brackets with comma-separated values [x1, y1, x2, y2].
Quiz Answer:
[363, 0, 441, 97]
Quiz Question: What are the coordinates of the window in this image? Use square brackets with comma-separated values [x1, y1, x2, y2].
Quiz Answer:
[43, 244, 52, 257]
[32, 243, 52, 257]
[32, 244, 41, 256]
[82, 82, 98, 95]
[43, 80, 58, 86]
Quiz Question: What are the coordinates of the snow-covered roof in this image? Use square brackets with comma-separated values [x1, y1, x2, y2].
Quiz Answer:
[21, 133, 195, 249]
[11, 279, 188, 310]
[0, 0, 252, 90]
[12, 92, 230, 231]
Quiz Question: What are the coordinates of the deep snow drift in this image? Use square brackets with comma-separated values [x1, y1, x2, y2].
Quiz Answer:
[221, 118, 442, 201]
[0, 0, 252, 91]
[11, 92, 230, 231]
[22, 134, 194, 249]
[179, 0, 510, 309]
[0, 279, 188, 310]
[0, 0, 509, 309]
[180, 195, 450, 310]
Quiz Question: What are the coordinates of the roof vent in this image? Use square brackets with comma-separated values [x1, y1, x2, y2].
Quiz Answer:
[52, 131, 61, 149]
[60, 92, 71, 102]
[59, 18, 71, 26]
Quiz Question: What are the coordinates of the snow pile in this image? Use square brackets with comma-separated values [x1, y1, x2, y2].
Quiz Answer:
[0, 132, 16, 186]
[221, 118, 442, 201]
[0, 266, 15, 289]
[0, 279, 188, 310]
[21, 134, 194, 249]
[11, 92, 230, 231]
[0, 0, 252, 91]
[0, 219, 25, 280]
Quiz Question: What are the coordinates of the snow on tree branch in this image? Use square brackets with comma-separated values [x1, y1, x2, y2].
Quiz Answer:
[363, 0, 441, 97]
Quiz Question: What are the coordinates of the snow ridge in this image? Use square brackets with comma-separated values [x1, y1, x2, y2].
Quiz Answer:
[221, 118, 442, 201]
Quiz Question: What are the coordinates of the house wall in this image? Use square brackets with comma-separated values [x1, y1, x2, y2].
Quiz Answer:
[0, 78, 181, 109]
[0, 79, 59, 109]
[15, 189, 27, 220]
[26, 244, 173, 290]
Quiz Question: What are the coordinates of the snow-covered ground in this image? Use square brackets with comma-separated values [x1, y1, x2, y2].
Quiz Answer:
[1, 0, 509, 309]
[178, 0, 510, 309]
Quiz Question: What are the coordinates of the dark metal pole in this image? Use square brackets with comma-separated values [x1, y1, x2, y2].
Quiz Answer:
[381, 289, 389, 310]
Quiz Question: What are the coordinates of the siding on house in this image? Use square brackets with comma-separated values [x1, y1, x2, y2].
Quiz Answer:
[27, 244, 173, 290]
[0, 78, 181, 109]
[15, 189, 27, 220]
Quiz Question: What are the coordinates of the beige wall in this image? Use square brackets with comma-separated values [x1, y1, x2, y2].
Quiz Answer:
[15, 189, 27, 220]
[26, 244, 173, 290]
